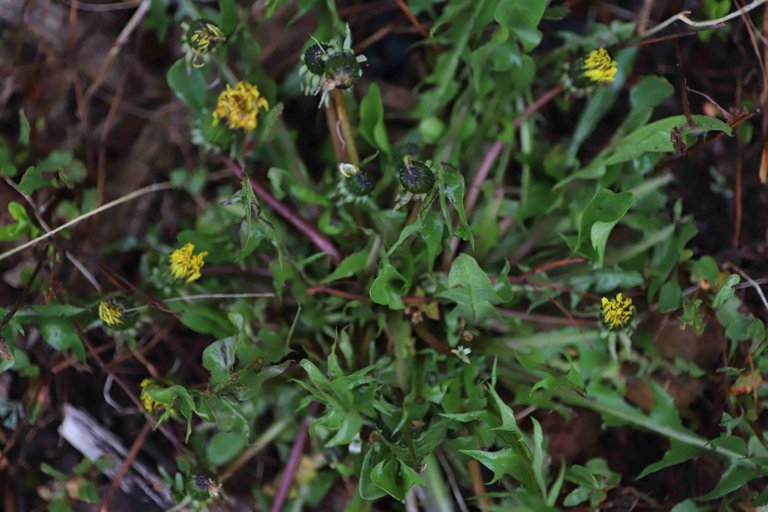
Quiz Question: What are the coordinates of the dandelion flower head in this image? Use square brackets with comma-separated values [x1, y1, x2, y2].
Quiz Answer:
[170, 243, 208, 283]
[582, 48, 618, 84]
[98, 300, 124, 327]
[601, 292, 635, 330]
[213, 81, 269, 131]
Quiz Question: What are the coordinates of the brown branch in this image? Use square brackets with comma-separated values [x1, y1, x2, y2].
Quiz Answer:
[100, 421, 152, 512]
[78, 328, 184, 451]
[332, 90, 359, 164]
[448, 86, 564, 262]
[394, 0, 441, 52]
[413, 323, 452, 354]
[0, 257, 45, 361]
[508, 257, 586, 283]
[468, 459, 489, 512]
[269, 402, 319, 512]
[223, 158, 342, 263]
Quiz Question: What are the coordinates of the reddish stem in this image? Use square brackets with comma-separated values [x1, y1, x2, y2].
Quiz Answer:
[508, 257, 586, 283]
[394, 0, 441, 52]
[449, 86, 564, 260]
[269, 402, 318, 512]
[224, 158, 341, 263]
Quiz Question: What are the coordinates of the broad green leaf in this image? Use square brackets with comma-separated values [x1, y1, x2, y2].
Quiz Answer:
[219, 0, 239, 35]
[323, 250, 369, 283]
[688, 256, 719, 286]
[39, 318, 85, 361]
[359, 84, 390, 154]
[359, 448, 387, 500]
[18, 166, 48, 195]
[369, 265, 408, 310]
[0, 202, 39, 241]
[494, 0, 546, 50]
[152, 385, 197, 440]
[671, 500, 703, 512]
[442, 165, 472, 244]
[658, 279, 682, 312]
[202, 338, 235, 387]
[167, 59, 207, 112]
[630, 76, 674, 108]
[713, 274, 740, 308]
[439, 254, 499, 322]
[207, 431, 245, 465]
[603, 115, 732, 166]
[420, 207, 444, 271]
[636, 440, 702, 479]
[177, 305, 236, 338]
[369, 455, 424, 501]
[575, 187, 633, 267]
[697, 462, 761, 500]
[326, 412, 362, 446]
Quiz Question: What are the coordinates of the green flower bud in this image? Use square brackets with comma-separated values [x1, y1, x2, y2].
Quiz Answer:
[304, 43, 329, 75]
[339, 163, 375, 197]
[324, 50, 361, 90]
[399, 156, 435, 194]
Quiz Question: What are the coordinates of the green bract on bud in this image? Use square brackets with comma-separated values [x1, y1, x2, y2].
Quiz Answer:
[399, 156, 435, 194]
[325, 50, 361, 90]
[304, 43, 329, 75]
[184, 19, 225, 68]
[339, 163, 375, 196]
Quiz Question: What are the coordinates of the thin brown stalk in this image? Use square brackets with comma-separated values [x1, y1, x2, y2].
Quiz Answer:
[332, 90, 360, 164]
[100, 421, 152, 512]
[394, 0, 441, 52]
[324, 98, 345, 161]
[467, 459, 489, 512]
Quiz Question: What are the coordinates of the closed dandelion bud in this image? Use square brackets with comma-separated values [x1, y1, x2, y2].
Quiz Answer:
[325, 50, 361, 90]
[304, 43, 329, 75]
[185, 19, 225, 67]
[339, 163, 375, 197]
[399, 156, 435, 194]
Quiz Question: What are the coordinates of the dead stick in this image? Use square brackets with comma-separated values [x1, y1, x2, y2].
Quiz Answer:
[100, 421, 152, 512]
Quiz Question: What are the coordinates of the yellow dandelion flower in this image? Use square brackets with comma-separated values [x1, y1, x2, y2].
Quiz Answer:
[582, 48, 618, 84]
[213, 81, 270, 131]
[98, 300, 124, 326]
[170, 243, 208, 283]
[140, 379, 162, 413]
[601, 293, 635, 330]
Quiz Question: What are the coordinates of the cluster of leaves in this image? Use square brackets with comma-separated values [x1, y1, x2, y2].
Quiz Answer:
[2, 0, 768, 510]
